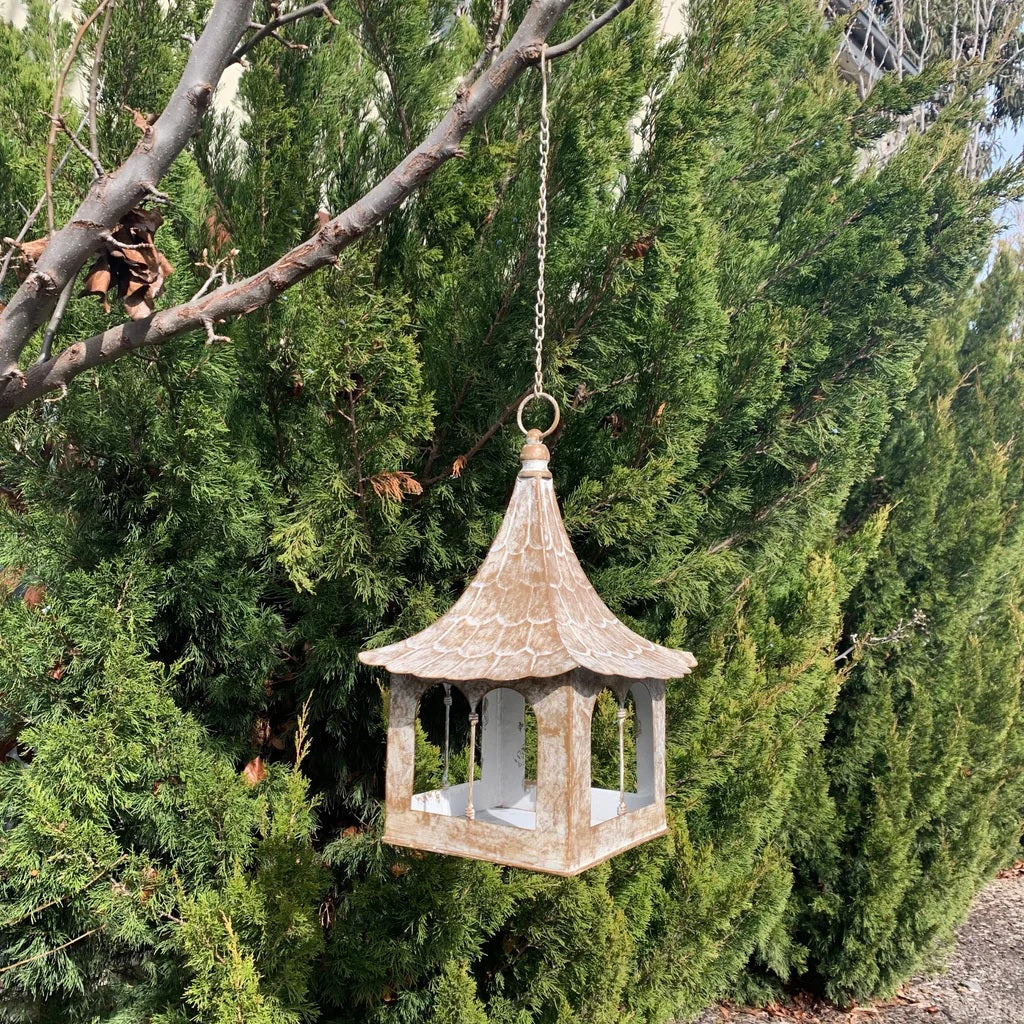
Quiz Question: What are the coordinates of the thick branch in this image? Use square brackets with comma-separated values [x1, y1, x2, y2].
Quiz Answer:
[0, 0, 254, 372]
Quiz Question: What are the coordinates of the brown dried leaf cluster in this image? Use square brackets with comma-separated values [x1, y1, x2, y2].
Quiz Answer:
[10, 209, 174, 322]
[242, 756, 267, 786]
[997, 860, 1024, 879]
[369, 471, 423, 501]
[81, 208, 174, 319]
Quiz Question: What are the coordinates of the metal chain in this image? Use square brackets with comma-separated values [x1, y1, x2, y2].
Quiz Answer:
[533, 47, 549, 400]
[515, 47, 559, 439]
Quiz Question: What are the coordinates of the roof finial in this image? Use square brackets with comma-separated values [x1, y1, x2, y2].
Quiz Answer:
[520, 428, 551, 478]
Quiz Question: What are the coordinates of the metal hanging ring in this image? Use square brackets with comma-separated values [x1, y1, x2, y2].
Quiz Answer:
[517, 391, 560, 438]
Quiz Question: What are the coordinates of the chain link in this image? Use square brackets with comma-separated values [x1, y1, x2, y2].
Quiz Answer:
[533, 47, 549, 400]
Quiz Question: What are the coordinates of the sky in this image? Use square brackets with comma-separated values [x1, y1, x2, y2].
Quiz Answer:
[995, 120, 1024, 241]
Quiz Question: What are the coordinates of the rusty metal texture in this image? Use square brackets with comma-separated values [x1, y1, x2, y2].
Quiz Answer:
[359, 436, 697, 682]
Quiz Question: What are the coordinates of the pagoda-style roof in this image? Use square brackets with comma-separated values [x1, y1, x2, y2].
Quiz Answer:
[359, 434, 696, 682]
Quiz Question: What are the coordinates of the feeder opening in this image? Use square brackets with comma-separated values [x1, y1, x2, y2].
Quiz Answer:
[590, 683, 656, 826]
[411, 684, 538, 832]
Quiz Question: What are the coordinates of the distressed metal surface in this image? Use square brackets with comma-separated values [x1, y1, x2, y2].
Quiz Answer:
[359, 438, 696, 681]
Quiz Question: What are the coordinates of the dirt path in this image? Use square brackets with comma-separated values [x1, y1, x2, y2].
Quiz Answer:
[695, 867, 1024, 1024]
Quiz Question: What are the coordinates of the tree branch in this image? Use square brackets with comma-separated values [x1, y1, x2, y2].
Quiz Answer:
[88, 1, 115, 165]
[54, 115, 105, 178]
[0, 0, 254, 374]
[0, 0, 638, 419]
[0, 125, 86, 297]
[231, 0, 340, 63]
[544, 0, 636, 58]
[423, 387, 532, 487]
[464, 0, 510, 87]
[37, 280, 75, 364]
[0, 925, 105, 977]
[44, 0, 114, 234]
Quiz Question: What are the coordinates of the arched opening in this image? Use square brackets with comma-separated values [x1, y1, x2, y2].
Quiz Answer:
[474, 687, 538, 830]
[410, 684, 537, 830]
[413, 683, 474, 807]
[590, 683, 655, 825]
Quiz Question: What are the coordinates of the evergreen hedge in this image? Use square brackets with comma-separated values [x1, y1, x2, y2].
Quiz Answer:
[0, 1, 1021, 1021]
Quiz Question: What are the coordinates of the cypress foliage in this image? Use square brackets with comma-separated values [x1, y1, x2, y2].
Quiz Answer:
[782, 247, 1024, 1005]
[0, 1, 1019, 1021]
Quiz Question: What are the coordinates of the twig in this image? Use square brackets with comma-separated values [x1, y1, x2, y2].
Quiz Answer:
[269, 31, 309, 52]
[231, 0, 339, 63]
[99, 232, 151, 251]
[202, 318, 231, 345]
[38, 281, 75, 364]
[54, 115, 105, 178]
[833, 609, 928, 663]
[0, 856, 128, 930]
[0, 129, 83, 296]
[190, 248, 238, 300]
[89, 1, 115, 164]
[544, 0, 636, 59]
[423, 387, 531, 486]
[463, 0, 510, 87]
[44, 0, 114, 232]
[0, 925, 105, 977]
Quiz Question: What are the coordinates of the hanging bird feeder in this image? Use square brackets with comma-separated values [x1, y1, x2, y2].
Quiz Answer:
[358, 51, 695, 876]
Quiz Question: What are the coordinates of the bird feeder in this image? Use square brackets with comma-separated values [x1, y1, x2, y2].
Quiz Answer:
[359, 419, 695, 875]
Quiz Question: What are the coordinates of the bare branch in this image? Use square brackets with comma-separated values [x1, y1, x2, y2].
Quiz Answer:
[833, 609, 928, 664]
[423, 387, 531, 487]
[54, 115, 105, 178]
[38, 281, 75, 364]
[0, 926, 105, 977]
[88, 1, 115, 164]
[544, 0, 636, 59]
[464, 0, 510, 88]
[45, 0, 115, 233]
[203, 317, 231, 345]
[231, 0, 340, 63]
[0, 124, 85, 296]
[0, 856, 128, 930]
[191, 248, 238, 300]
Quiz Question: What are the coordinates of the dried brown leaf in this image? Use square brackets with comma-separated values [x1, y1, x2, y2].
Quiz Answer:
[242, 756, 267, 786]
[17, 237, 48, 262]
[370, 471, 422, 501]
[127, 106, 154, 132]
[0, 567, 25, 598]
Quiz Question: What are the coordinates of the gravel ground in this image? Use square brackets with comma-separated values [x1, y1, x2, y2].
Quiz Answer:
[695, 866, 1024, 1024]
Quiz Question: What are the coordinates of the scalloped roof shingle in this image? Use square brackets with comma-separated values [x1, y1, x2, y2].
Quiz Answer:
[359, 439, 696, 682]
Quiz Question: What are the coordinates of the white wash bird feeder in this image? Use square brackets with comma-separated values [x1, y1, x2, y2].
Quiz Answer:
[358, 51, 695, 875]
[359, 424, 696, 874]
